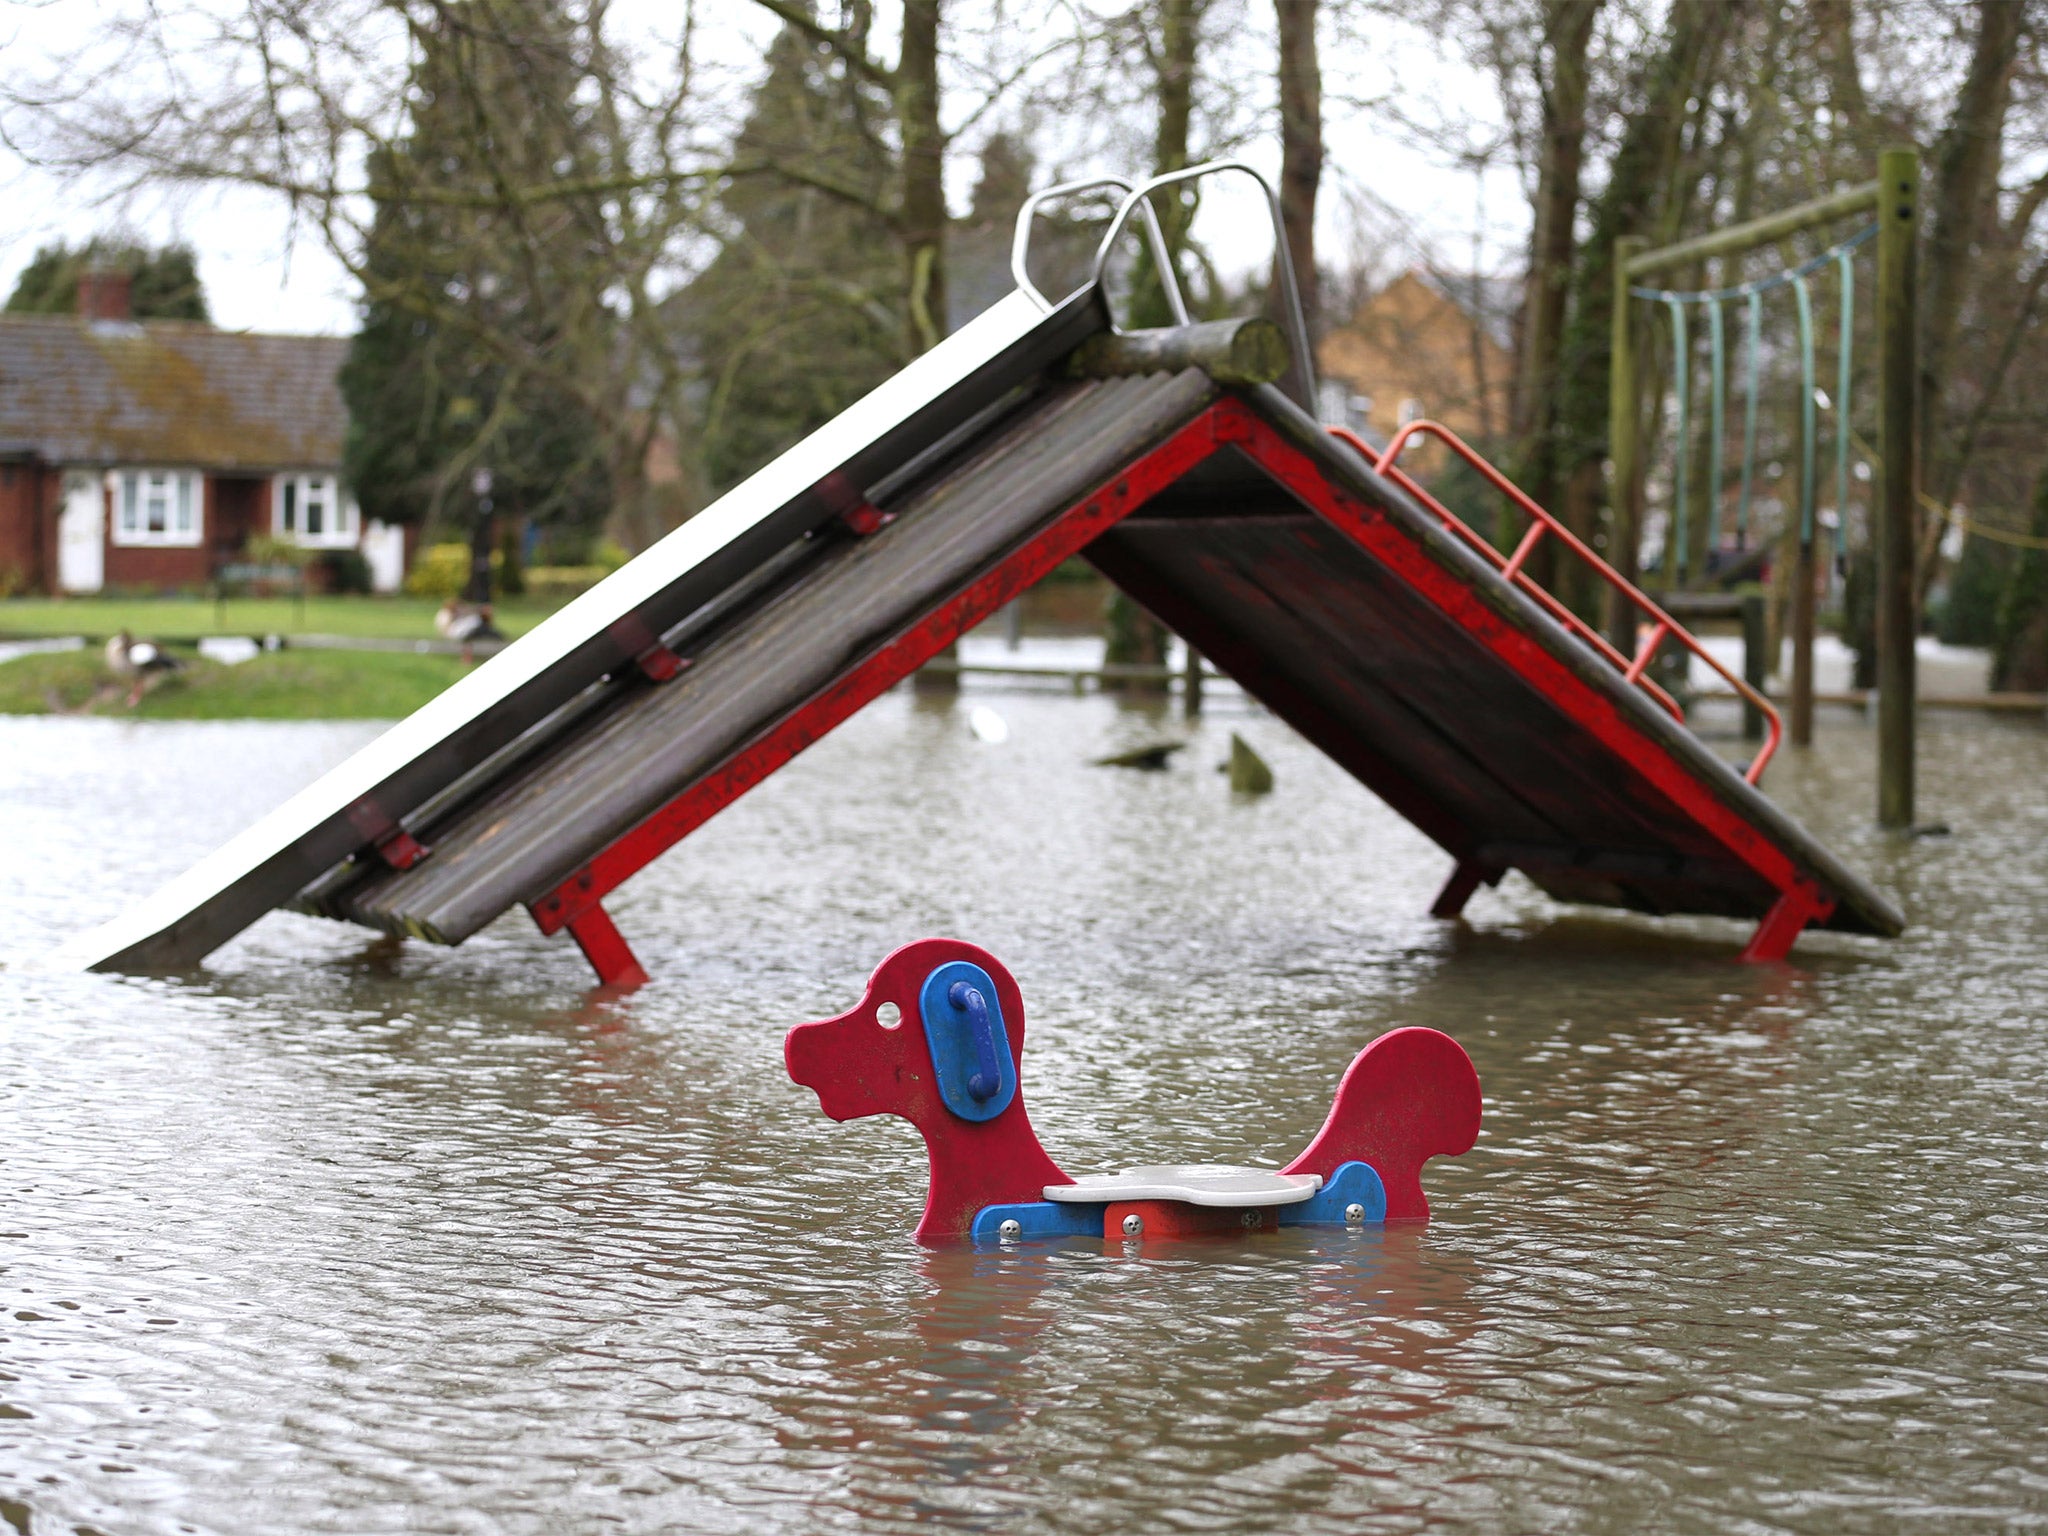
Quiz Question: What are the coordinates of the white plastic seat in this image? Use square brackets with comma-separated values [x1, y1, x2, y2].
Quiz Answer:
[1043, 1164, 1321, 1208]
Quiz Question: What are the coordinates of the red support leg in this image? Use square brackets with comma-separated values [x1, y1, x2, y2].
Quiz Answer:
[561, 903, 649, 991]
[1430, 859, 1494, 920]
[1738, 881, 1833, 964]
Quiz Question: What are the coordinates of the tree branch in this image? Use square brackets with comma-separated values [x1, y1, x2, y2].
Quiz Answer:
[745, 0, 896, 89]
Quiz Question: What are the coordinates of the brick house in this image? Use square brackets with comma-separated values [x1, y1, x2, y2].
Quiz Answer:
[1315, 269, 1514, 455]
[0, 272, 408, 594]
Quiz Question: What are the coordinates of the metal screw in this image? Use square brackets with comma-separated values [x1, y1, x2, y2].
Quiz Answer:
[1344, 1203, 1366, 1225]
[998, 1219, 1022, 1241]
[1241, 1211, 1261, 1229]
[1121, 1213, 1144, 1237]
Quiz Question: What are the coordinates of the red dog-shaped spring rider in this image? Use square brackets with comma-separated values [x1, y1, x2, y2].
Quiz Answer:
[785, 939, 1482, 1244]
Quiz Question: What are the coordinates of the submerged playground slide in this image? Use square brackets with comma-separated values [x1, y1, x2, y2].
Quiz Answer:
[62, 166, 1901, 985]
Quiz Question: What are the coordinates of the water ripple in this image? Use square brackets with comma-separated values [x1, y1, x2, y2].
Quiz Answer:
[2, 701, 2045, 1531]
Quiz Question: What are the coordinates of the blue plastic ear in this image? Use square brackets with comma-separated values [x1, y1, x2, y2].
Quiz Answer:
[920, 961, 1017, 1122]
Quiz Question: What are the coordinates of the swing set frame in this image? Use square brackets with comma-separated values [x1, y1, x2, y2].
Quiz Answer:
[1609, 147, 1921, 829]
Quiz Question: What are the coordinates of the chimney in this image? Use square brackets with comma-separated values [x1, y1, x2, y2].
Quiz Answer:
[77, 269, 133, 323]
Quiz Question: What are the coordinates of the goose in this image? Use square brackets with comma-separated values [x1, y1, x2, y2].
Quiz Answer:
[434, 599, 501, 664]
[105, 630, 181, 706]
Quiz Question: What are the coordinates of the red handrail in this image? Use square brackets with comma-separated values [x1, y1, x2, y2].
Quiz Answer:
[1328, 420, 1782, 783]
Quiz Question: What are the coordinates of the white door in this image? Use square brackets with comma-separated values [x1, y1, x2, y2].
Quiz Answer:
[57, 470, 104, 593]
[361, 518, 406, 593]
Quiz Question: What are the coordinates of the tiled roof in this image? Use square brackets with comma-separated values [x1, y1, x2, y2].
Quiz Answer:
[0, 315, 348, 470]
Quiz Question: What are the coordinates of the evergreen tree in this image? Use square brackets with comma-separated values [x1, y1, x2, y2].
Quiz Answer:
[674, 24, 902, 495]
[1992, 470, 2048, 692]
[339, 0, 612, 593]
[1937, 533, 2010, 648]
[6, 240, 208, 320]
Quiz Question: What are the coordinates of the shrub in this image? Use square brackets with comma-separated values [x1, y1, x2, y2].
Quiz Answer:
[524, 565, 614, 598]
[1993, 470, 2048, 691]
[495, 521, 526, 597]
[537, 531, 630, 568]
[1938, 534, 2010, 648]
[404, 542, 475, 598]
[315, 548, 373, 595]
[244, 534, 310, 570]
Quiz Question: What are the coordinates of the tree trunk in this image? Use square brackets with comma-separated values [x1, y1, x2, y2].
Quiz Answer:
[1107, 0, 1208, 690]
[1810, 0, 1871, 133]
[1916, 0, 2022, 597]
[1512, 2, 1600, 449]
[1273, 0, 1322, 355]
[1128, 0, 1206, 327]
[894, 0, 964, 693]
[1509, 0, 1601, 556]
[466, 497, 495, 605]
[896, 0, 948, 356]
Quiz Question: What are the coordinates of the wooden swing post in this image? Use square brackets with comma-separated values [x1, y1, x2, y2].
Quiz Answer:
[1875, 148, 1921, 830]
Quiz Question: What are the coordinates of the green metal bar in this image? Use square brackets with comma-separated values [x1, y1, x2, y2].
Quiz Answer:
[1739, 290, 1761, 549]
[1837, 246, 1855, 543]
[1667, 295, 1690, 584]
[1794, 273, 1817, 547]
[1708, 297, 1727, 556]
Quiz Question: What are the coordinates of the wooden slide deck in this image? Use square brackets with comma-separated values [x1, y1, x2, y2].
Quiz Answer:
[66, 289, 1902, 986]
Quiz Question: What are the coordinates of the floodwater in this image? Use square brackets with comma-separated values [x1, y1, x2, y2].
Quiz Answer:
[3, 661, 2046, 1533]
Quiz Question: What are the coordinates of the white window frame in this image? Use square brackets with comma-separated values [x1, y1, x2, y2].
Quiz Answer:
[272, 471, 360, 549]
[110, 468, 204, 548]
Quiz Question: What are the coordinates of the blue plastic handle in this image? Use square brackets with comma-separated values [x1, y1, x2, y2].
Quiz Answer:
[950, 981, 1003, 1101]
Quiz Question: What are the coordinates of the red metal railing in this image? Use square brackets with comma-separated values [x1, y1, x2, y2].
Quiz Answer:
[1328, 419, 1782, 783]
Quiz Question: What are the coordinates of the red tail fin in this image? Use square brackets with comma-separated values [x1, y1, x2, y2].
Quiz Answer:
[1281, 1027, 1480, 1221]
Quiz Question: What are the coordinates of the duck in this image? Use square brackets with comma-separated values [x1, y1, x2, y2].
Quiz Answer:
[434, 598, 501, 664]
[785, 938, 1482, 1245]
[105, 630, 181, 706]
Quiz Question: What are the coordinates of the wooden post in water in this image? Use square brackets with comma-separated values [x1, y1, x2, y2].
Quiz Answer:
[1183, 642, 1203, 716]
[1607, 236, 1647, 657]
[1790, 540, 1816, 745]
[1740, 586, 1767, 742]
[1875, 147, 1920, 829]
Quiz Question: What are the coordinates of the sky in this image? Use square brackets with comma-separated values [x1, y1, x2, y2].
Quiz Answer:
[0, 1, 1528, 338]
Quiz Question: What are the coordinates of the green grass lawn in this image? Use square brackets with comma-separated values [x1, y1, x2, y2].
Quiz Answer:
[0, 645, 469, 719]
[0, 593, 567, 642]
